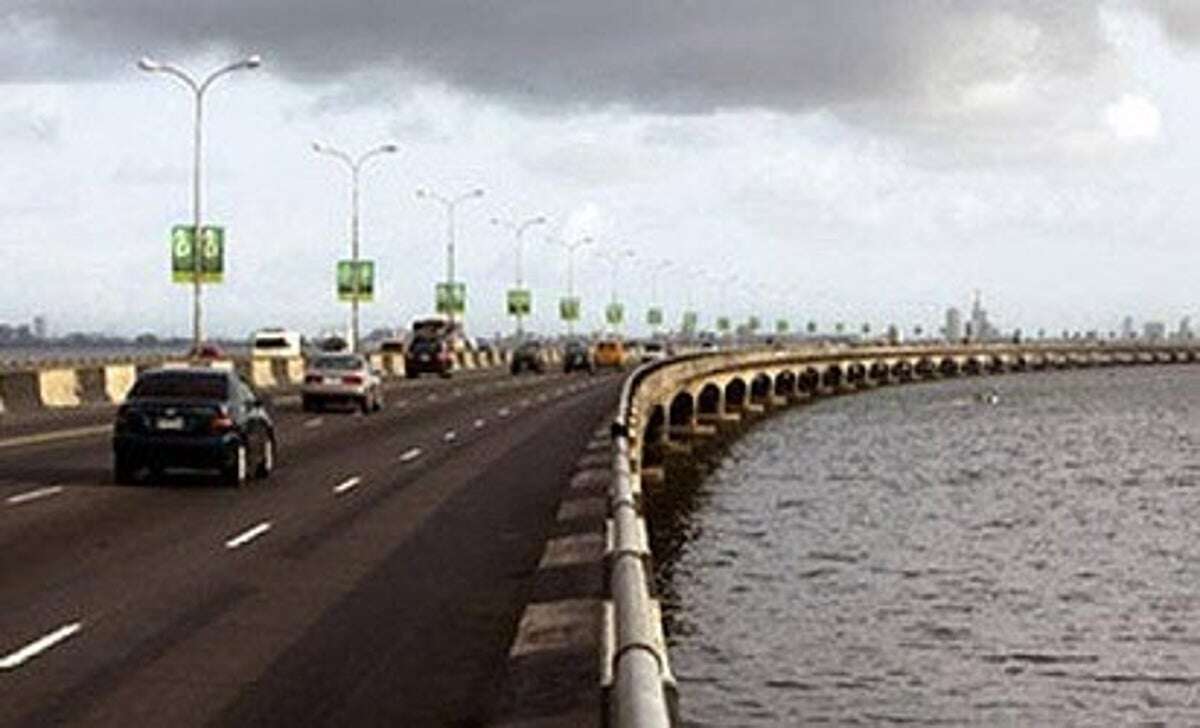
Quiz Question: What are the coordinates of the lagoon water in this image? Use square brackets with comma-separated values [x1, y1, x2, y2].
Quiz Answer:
[661, 366, 1200, 726]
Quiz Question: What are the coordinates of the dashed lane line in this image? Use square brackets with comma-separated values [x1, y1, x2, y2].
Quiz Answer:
[333, 476, 362, 495]
[0, 622, 83, 671]
[224, 521, 272, 550]
[473, 418, 486, 429]
[498, 407, 511, 418]
[399, 447, 423, 463]
[5, 485, 64, 506]
[0, 425, 111, 451]
[443, 430, 457, 443]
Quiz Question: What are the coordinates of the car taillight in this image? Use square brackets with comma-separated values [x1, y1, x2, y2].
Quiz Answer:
[305, 374, 322, 384]
[342, 374, 364, 385]
[210, 406, 235, 434]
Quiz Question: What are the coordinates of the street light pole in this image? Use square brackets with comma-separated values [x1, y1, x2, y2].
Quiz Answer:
[491, 216, 547, 336]
[648, 260, 672, 337]
[416, 187, 484, 326]
[138, 53, 261, 350]
[313, 142, 398, 352]
[545, 234, 593, 335]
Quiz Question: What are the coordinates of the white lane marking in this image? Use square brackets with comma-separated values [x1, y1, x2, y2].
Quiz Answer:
[427, 393, 438, 402]
[537, 394, 549, 403]
[224, 521, 272, 550]
[395, 400, 408, 409]
[473, 418, 486, 429]
[453, 388, 463, 397]
[303, 417, 324, 429]
[443, 430, 457, 443]
[0, 425, 111, 451]
[5, 486, 64, 506]
[400, 447, 423, 463]
[0, 622, 83, 671]
[333, 476, 362, 495]
[521, 398, 533, 407]
[498, 407, 511, 418]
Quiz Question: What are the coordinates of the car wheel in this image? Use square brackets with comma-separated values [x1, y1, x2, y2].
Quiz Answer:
[114, 454, 137, 485]
[373, 390, 384, 411]
[255, 436, 274, 480]
[223, 443, 248, 487]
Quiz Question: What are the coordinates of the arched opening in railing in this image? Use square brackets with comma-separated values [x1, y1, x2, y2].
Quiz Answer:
[668, 391, 695, 430]
[799, 367, 821, 392]
[821, 365, 843, 389]
[939, 357, 960, 376]
[697, 383, 721, 416]
[915, 357, 935, 378]
[963, 357, 983, 376]
[725, 378, 747, 411]
[891, 360, 914, 381]
[774, 371, 796, 397]
[641, 404, 667, 468]
[846, 362, 867, 385]
[988, 355, 1005, 373]
[869, 361, 890, 383]
[749, 373, 771, 404]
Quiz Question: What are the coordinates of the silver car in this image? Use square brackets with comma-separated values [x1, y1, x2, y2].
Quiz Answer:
[301, 354, 384, 414]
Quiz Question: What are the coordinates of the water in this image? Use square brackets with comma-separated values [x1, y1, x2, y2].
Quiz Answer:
[659, 366, 1200, 726]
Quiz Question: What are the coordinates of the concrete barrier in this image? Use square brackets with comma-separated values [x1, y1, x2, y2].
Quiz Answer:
[270, 359, 291, 386]
[39, 368, 81, 408]
[250, 359, 277, 389]
[0, 371, 41, 412]
[76, 367, 108, 405]
[104, 364, 137, 403]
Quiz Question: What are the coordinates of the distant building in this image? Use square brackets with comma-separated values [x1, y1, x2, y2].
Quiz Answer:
[1121, 316, 1136, 339]
[968, 290, 999, 341]
[944, 307, 963, 342]
[32, 316, 47, 340]
[1177, 316, 1193, 340]
[1143, 321, 1167, 340]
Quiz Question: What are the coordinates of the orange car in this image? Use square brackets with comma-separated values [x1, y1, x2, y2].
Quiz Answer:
[594, 339, 626, 369]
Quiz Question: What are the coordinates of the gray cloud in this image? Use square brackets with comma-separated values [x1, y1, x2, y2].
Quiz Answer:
[4, 1, 1118, 117]
[1144, 0, 1200, 47]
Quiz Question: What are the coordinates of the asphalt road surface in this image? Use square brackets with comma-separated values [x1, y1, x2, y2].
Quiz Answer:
[0, 368, 622, 727]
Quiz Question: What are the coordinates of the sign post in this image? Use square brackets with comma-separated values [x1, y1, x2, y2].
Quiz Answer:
[436, 282, 466, 316]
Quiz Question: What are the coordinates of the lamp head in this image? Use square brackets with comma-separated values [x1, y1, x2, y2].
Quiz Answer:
[380, 143, 399, 153]
[243, 54, 263, 69]
[137, 56, 160, 72]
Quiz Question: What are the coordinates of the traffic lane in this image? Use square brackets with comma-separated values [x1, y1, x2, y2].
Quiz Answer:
[0, 364, 514, 445]
[0, 374, 615, 655]
[0, 378, 620, 727]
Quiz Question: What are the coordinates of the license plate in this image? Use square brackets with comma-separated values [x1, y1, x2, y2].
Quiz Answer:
[324, 376, 340, 385]
[420, 354, 430, 361]
[157, 417, 184, 431]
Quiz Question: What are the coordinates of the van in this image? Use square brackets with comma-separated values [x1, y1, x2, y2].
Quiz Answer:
[251, 329, 302, 359]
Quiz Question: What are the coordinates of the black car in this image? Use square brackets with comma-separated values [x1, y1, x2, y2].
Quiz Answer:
[511, 340, 548, 375]
[112, 368, 276, 487]
[405, 336, 454, 378]
[562, 339, 595, 374]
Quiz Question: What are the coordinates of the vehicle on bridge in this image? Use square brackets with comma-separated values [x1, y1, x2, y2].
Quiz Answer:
[510, 339, 548, 375]
[112, 368, 275, 487]
[562, 338, 595, 374]
[594, 339, 627, 370]
[640, 340, 667, 363]
[251, 328, 302, 358]
[301, 353, 384, 413]
[405, 335, 454, 378]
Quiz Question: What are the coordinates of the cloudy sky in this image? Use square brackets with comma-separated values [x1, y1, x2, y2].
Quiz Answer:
[1, 1, 1199, 339]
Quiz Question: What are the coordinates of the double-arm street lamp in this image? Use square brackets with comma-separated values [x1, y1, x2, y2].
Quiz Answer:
[416, 187, 484, 325]
[491, 215, 547, 335]
[137, 53, 261, 350]
[312, 142, 399, 352]
[545, 234, 593, 335]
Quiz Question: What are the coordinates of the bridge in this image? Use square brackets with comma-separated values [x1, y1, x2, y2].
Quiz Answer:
[0, 341, 1196, 727]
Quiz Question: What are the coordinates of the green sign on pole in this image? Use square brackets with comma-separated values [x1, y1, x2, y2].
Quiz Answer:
[605, 302, 625, 325]
[681, 311, 698, 333]
[171, 225, 224, 283]
[647, 307, 664, 326]
[776, 319, 790, 334]
[559, 297, 581, 322]
[716, 316, 731, 332]
[507, 288, 532, 316]
[336, 260, 375, 302]
[747, 316, 761, 332]
[436, 282, 466, 315]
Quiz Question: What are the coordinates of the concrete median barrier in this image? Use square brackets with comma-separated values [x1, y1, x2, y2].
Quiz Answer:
[104, 364, 137, 403]
[270, 358, 291, 386]
[0, 371, 41, 412]
[250, 359, 277, 389]
[285, 357, 304, 385]
[76, 366, 108, 405]
[39, 368, 81, 408]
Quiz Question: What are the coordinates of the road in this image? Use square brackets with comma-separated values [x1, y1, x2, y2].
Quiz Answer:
[0, 367, 621, 727]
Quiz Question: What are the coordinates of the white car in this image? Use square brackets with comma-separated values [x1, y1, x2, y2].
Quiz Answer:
[641, 341, 668, 362]
[301, 353, 384, 414]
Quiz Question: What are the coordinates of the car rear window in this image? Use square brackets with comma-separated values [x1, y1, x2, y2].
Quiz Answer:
[597, 342, 618, 351]
[379, 341, 405, 352]
[254, 337, 290, 349]
[130, 372, 228, 399]
[410, 338, 441, 352]
[311, 355, 364, 370]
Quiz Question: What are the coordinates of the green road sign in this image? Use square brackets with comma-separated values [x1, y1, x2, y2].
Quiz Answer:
[507, 288, 532, 316]
[681, 311, 698, 332]
[436, 282, 466, 315]
[605, 302, 625, 325]
[647, 307, 663, 326]
[716, 316, 731, 332]
[776, 319, 790, 334]
[336, 260, 375, 302]
[559, 296, 581, 322]
[171, 225, 224, 283]
[747, 316, 761, 332]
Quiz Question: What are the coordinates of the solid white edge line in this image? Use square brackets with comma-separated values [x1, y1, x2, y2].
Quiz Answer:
[0, 622, 83, 671]
[5, 485, 64, 505]
[0, 425, 111, 451]
[400, 447, 423, 463]
[224, 521, 272, 549]
[333, 476, 362, 494]
[303, 417, 324, 428]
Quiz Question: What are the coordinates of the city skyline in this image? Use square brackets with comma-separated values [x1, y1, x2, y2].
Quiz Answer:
[2, 3, 1200, 338]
